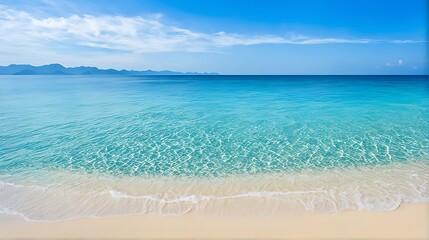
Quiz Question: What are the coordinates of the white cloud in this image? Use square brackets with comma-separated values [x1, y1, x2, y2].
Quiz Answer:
[385, 59, 404, 67]
[0, 5, 424, 55]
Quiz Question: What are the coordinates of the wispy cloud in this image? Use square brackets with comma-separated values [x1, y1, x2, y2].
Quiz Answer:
[386, 59, 404, 67]
[0, 5, 424, 54]
[376, 59, 419, 71]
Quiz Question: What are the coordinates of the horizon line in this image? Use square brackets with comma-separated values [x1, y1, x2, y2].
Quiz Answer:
[0, 63, 427, 76]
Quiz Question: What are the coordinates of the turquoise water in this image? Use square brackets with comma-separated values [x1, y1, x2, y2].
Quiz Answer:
[0, 75, 428, 220]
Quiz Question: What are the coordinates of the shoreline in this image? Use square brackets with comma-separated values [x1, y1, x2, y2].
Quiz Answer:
[2, 160, 428, 221]
[0, 203, 428, 239]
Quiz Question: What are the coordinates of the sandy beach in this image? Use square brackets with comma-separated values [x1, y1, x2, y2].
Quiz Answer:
[0, 203, 428, 239]
[0, 0, 427, 239]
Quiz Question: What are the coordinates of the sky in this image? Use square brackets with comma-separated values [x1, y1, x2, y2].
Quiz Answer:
[0, 0, 427, 74]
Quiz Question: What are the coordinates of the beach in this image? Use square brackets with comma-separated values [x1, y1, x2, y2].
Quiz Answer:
[0, 203, 428, 239]
[1, 0, 427, 238]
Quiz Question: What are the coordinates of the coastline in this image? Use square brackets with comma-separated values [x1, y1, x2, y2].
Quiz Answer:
[1, 160, 428, 222]
[0, 203, 428, 239]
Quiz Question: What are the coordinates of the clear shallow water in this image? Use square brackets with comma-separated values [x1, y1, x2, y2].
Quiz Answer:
[0, 75, 428, 221]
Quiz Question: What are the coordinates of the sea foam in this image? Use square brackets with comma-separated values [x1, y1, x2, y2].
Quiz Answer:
[0, 160, 427, 221]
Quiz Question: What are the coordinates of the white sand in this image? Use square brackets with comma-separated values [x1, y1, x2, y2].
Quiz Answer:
[0, 203, 428, 239]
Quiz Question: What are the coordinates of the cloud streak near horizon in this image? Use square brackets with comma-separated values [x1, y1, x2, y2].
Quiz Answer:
[0, 5, 424, 54]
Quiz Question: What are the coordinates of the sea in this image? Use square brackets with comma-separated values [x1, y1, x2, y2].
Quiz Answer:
[0, 75, 428, 221]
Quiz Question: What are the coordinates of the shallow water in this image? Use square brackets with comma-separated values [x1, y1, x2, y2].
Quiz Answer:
[0, 75, 428, 221]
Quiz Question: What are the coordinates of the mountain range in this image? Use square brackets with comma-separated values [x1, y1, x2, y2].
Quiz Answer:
[0, 64, 218, 75]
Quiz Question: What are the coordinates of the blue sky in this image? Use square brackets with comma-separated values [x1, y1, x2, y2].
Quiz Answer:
[0, 0, 427, 74]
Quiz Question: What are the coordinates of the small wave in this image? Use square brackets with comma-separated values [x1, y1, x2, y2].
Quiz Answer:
[0, 160, 427, 222]
[0, 181, 48, 191]
[108, 190, 328, 203]
[0, 207, 35, 222]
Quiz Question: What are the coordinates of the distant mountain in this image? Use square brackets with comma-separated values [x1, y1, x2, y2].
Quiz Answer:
[0, 64, 218, 75]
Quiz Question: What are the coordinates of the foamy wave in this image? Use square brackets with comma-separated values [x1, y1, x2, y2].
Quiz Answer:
[108, 189, 328, 202]
[0, 160, 428, 221]
[0, 181, 48, 191]
[0, 207, 35, 222]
